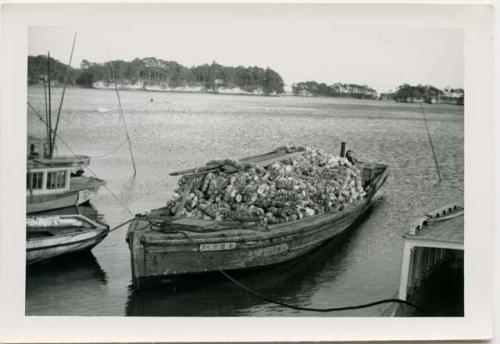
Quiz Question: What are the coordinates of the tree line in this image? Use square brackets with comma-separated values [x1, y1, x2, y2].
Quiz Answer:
[383, 84, 464, 104]
[28, 55, 285, 95]
[291, 81, 377, 99]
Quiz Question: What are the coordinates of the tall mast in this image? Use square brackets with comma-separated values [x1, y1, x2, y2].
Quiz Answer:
[52, 32, 77, 154]
[42, 77, 50, 150]
[47, 51, 53, 157]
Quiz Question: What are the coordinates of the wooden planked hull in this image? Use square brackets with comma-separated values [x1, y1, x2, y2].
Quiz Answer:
[27, 229, 108, 265]
[26, 176, 103, 214]
[128, 161, 388, 290]
[27, 192, 79, 214]
[26, 214, 109, 265]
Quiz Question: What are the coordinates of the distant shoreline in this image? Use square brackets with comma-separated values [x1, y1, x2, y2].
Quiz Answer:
[27, 85, 464, 106]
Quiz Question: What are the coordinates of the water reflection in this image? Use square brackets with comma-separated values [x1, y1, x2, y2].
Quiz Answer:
[125, 206, 375, 316]
[26, 252, 108, 315]
[27, 251, 107, 284]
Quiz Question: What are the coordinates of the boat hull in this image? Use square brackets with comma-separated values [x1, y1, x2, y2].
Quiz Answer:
[27, 229, 108, 265]
[130, 198, 374, 290]
[26, 214, 109, 265]
[26, 177, 103, 214]
[128, 162, 388, 290]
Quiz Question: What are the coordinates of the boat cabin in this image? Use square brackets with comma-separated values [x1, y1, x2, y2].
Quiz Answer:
[395, 204, 464, 316]
[27, 161, 71, 196]
[27, 136, 51, 160]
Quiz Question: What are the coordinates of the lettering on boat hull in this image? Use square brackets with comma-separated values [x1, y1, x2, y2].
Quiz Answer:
[200, 242, 237, 251]
[249, 243, 289, 260]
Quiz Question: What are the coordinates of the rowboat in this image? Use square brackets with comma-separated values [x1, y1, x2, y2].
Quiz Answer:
[26, 214, 109, 265]
[127, 147, 389, 290]
[27, 160, 105, 214]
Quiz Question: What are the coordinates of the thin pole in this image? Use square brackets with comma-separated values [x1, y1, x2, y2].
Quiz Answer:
[419, 103, 441, 183]
[114, 83, 137, 175]
[52, 32, 77, 154]
[105, 43, 137, 175]
[42, 78, 50, 149]
[47, 52, 53, 157]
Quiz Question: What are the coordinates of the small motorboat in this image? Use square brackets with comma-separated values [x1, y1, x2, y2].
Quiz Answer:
[26, 160, 105, 214]
[26, 214, 109, 265]
[127, 146, 388, 290]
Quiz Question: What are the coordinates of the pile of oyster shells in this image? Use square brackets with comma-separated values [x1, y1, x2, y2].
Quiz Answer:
[165, 146, 365, 225]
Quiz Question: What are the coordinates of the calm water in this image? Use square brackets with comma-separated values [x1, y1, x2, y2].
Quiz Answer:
[26, 87, 463, 316]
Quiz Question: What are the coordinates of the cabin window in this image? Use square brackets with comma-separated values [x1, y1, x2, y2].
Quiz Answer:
[46, 171, 67, 189]
[27, 172, 43, 190]
[28, 143, 40, 158]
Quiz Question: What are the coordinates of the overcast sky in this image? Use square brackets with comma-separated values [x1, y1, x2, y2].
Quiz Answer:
[29, 23, 463, 93]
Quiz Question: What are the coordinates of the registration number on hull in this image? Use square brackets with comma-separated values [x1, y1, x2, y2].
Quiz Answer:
[200, 242, 237, 251]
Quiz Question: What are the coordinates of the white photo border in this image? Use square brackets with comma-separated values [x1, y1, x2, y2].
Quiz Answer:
[0, 1, 494, 342]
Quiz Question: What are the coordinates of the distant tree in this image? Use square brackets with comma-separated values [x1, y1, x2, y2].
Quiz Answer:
[28, 55, 286, 95]
[291, 81, 376, 99]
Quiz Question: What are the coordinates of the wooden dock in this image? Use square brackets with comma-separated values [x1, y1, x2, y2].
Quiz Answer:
[398, 204, 464, 303]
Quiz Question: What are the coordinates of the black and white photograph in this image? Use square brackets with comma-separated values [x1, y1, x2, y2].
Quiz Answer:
[0, 1, 496, 342]
[25, 21, 465, 317]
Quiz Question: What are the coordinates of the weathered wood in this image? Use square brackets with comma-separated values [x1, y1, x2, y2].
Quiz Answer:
[174, 177, 195, 217]
[26, 214, 109, 265]
[340, 142, 346, 157]
[169, 164, 221, 176]
[128, 160, 389, 290]
[168, 148, 304, 177]
[398, 204, 463, 303]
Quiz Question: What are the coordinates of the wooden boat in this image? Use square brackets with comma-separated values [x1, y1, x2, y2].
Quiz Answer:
[27, 160, 105, 214]
[28, 135, 90, 176]
[127, 147, 389, 290]
[26, 214, 109, 265]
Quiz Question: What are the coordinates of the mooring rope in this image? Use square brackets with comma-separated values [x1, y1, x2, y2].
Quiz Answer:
[108, 218, 135, 233]
[87, 138, 128, 159]
[159, 227, 429, 315]
[79, 208, 428, 314]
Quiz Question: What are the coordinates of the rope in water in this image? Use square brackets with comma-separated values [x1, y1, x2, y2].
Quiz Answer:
[174, 230, 428, 314]
[129, 217, 428, 315]
[87, 138, 128, 159]
[29, 99, 427, 314]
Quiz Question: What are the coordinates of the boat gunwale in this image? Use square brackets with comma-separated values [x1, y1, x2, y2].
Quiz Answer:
[133, 161, 388, 245]
[27, 214, 109, 232]
[26, 227, 108, 248]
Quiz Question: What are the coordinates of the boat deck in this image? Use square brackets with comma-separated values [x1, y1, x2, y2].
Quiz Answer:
[404, 215, 463, 245]
[398, 204, 464, 303]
